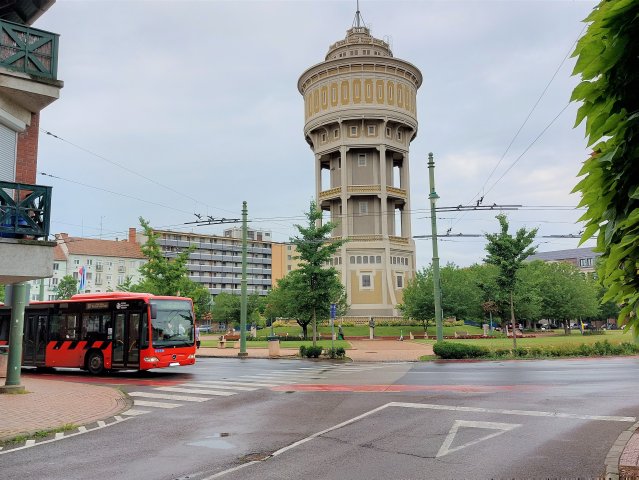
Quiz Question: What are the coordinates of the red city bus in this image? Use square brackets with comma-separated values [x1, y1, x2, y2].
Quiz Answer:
[0, 292, 196, 374]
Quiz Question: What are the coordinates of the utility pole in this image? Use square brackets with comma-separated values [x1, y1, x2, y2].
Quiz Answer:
[428, 153, 443, 342]
[3, 283, 27, 392]
[238, 201, 248, 357]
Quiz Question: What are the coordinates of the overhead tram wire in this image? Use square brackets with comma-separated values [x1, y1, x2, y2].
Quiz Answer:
[40, 129, 239, 217]
[447, 23, 587, 230]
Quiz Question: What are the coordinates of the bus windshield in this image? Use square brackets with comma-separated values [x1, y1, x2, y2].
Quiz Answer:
[150, 300, 194, 348]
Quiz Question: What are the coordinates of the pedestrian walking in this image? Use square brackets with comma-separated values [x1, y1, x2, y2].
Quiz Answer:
[338, 325, 344, 340]
[195, 325, 201, 349]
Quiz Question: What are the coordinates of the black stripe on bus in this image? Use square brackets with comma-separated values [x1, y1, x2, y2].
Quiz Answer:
[99, 341, 111, 350]
[83, 340, 95, 350]
[68, 341, 80, 350]
[53, 341, 65, 350]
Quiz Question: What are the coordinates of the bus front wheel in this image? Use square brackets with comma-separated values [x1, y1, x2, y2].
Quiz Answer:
[86, 350, 104, 375]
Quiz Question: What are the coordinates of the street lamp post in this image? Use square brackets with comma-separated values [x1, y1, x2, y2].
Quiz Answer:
[238, 201, 248, 357]
[428, 153, 444, 342]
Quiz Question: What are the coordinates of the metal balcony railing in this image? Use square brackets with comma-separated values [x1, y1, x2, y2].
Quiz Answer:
[0, 20, 59, 79]
[0, 181, 52, 239]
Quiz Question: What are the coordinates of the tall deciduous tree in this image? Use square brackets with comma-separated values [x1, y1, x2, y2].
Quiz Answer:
[289, 201, 347, 345]
[129, 217, 212, 319]
[484, 214, 537, 348]
[211, 292, 263, 328]
[571, 0, 639, 334]
[55, 275, 78, 300]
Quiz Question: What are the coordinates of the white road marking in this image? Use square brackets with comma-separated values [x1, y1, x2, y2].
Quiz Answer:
[202, 461, 261, 479]
[389, 402, 636, 422]
[78, 426, 87, 433]
[54, 432, 64, 440]
[0, 416, 133, 456]
[134, 400, 182, 409]
[436, 420, 521, 457]
[97, 421, 106, 427]
[121, 409, 149, 416]
[237, 376, 292, 383]
[128, 391, 210, 402]
[180, 383, 257, 391]
[200, 380, 281, 388]
[25, 440, 35, 447]
[156, 387, 236, 396]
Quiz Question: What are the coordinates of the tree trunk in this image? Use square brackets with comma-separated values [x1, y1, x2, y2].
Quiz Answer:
[510, 291, 517, 350]
[302, 324, 308, 339]
[312, 308, 317, 347]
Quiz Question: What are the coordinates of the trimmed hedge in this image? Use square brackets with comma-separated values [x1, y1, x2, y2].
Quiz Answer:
[299, 345, 323, 358]
[432, 340, 639, 360]
[433, 342, 490, 359]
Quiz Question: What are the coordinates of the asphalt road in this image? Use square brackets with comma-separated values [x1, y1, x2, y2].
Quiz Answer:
[1, 357, 638, 479]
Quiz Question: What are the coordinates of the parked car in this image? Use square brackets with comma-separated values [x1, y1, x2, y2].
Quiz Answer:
[198, 325, 213, 334]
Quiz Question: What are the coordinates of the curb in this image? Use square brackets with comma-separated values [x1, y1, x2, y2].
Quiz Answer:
[605, 420, 639, 479]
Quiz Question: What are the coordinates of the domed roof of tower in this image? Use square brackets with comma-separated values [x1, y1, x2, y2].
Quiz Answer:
[324, 4, 393, 61]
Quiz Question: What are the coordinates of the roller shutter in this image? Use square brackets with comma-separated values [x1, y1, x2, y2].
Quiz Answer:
[0, 123, 17, 182]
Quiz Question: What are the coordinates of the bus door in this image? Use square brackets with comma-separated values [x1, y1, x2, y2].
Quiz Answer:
[111, 312, 140, 369]
[24, 313, 47, 366]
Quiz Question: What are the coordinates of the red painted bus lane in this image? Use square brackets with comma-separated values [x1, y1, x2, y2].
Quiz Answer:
[270, 384, 545, 393]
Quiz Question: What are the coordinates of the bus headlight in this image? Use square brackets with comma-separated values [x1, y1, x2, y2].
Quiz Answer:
[188, 354, 195, 359]
[144, 356, 159, 363]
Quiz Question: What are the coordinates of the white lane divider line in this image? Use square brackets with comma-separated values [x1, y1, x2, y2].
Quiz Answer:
[54, 432, 64, 440]
[200, 380, 282, 388]
[25, 440, 35, 447]
[133, 400, 182, 409]
[156, 387, 236, 396]
[180, 383, 258, 391]
[128, 391, 210, 402]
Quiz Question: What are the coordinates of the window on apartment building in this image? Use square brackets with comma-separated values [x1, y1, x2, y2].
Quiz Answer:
[74, 259, 80, 266]
[358, 153, 367, 167]
[106, 275, 112, 282]
[73, 272, 78, 280]
[287, 266, 292, 271]
[86, 259, 93, 265]
[579, 258, 594, 268]
[361, 273, 372, 289]
[287, 255, 292, 260]
[50, 277, 58, 286]
[53, 263, 59, 271]
[48, 295, 56, 301]
[117, 276, 124, 284]
[86, 272, 92, 281]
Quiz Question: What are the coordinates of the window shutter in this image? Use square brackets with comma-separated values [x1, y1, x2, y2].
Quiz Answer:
[0, 123, 17, 182]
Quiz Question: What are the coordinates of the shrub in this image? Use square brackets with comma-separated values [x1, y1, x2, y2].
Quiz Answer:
[326, 347, 346, 359]
[529, 347, 544, 357]
[493, 348, 510, 357]
[433, 342, 489, 359]
[299, 345, 323, 358]
[513, 347, 528, 357]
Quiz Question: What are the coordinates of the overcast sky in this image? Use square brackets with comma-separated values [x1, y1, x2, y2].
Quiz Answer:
[34, 0, 597, 269]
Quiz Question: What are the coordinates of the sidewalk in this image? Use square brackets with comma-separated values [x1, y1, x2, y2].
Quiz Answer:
[0, 376, 130, 441]
[196, 338, 434, 362]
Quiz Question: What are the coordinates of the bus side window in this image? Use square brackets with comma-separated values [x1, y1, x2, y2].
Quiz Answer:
[48, 314, 63, 341]
[65, 314, 78, 340]
[0, 315, 9, 341]
[140, 313, 148, 349]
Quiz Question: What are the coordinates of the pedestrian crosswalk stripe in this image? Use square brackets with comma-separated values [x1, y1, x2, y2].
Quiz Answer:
[237, 376, 295, 383]
[97, 421, 106, 428]
[121, 409, 149, 416]
[181, 382, 258, 391]
[156, 386, 236, 396]
[128, 391, 210, 402]
[134, 400, 182, 409]
[200, 380, 281, 388]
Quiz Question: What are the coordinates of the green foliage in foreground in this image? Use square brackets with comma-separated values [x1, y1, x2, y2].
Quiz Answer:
[430, 339, 639, 360]
[571, 0, 639, 333]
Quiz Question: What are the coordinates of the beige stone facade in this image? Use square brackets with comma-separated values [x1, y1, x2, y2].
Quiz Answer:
[298, 24, 421, 316]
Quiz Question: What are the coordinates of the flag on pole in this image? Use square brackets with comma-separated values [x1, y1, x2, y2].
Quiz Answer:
[78, 266, 86, 291]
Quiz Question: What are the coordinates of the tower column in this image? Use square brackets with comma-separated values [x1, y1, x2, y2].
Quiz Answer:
[378, 145, 388, 238]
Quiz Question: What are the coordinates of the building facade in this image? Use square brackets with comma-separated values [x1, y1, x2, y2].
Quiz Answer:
[271, 242, 301, 287]
[28, 229, 146, 300]
[528, 247, 601, 274]
[153, 229, 273, 297]
[298, 14, 422, 316]
[0, 1, 62, 287]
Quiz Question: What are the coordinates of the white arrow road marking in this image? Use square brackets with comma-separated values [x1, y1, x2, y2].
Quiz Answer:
[436, 420, 521, 458]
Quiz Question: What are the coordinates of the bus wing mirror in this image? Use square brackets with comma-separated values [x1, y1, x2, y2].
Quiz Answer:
[150, 304, 158, 319]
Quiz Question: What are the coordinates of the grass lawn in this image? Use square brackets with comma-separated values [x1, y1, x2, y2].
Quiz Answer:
[263, 325, 484, 338]
[200, 339, 351, 349]
[413, 330, 634, 350]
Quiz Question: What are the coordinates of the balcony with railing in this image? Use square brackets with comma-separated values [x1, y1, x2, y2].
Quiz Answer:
[0, 180, 55, 284]
[0, 19, 58, 79]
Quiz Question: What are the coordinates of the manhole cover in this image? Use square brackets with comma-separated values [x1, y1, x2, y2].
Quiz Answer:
[240, 452, 272, 462]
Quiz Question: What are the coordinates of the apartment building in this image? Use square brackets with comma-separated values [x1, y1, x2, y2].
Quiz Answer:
[153, 228, 273, 297]
[528, 247, 601, 274]
[28, 229, 146, 300]
[271, 242, 301, 287]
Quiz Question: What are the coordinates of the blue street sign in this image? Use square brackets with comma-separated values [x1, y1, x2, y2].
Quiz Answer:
[330, 303, 336, 319]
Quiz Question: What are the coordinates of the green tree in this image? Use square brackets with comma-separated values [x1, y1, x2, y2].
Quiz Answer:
[55, 274, 78, 300]
[211, 292, 263, 328]
[484, 214, 537, 348]
[129, 217, 212, 319]
[0, 285, 4, 303]
[571, 0, 639, 334]
[399, 266, 435, 333]
[266, 269, 347, 339]
[285, 201, 347, 344]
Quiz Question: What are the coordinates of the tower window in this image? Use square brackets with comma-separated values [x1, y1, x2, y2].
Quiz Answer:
[358, 153, 367, 166]
[350, 126, 358, 136]
[397, 275, 404, 289]
[397, 130, 403, 140]
[367, 125, 376, 135]
[361, 273, 372, 289]
[359, 202, 368, 214]
[321, 133, 327, 142]
[386, 127, 391, 137]
[334, 129, 339, 138]
[350, 256, 355, 264]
